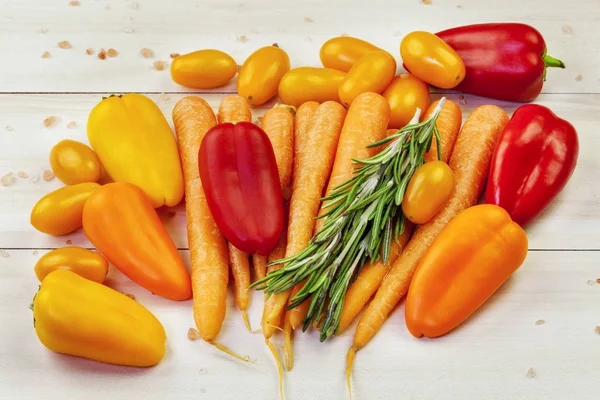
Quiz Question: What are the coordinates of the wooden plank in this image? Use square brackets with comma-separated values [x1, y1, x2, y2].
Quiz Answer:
[1, 249, 598, 400]
[1, 92, 597, 250]
[0, 0, 596, 93]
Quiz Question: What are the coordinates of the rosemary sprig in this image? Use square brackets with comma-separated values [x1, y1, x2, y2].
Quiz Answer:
[252, 97, 446, 341]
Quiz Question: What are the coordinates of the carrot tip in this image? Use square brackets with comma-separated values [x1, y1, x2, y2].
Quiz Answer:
[266, 339, 286, 400]
[346, 346, 358, 400]
[267, 321, 285, 334]
[209, 341, 254, 363]
[241, 310, 262, 334]
[283, 319, 294, 371]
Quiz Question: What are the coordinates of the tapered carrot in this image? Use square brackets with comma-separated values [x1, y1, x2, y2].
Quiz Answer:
[337, 223, 413, 334]
[216, 95, 255, 332]
[263, 103, 296, 198]
[338, 99, 462, 334]
[265, 101, 347, 326]
[174, 97, 250, 362]
[423, 99, 462, 163]
[217, 94, 252, 124]
[260, 101, 318, 332]
[286, 93, 391, 331]
[347, 105, 509, 393]
[251, 103, 296, 281]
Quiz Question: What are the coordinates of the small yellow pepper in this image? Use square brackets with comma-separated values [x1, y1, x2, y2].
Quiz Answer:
[87, 93, 184, 208]
[33, 270, 166, 367]
[34, 247, 108, 283]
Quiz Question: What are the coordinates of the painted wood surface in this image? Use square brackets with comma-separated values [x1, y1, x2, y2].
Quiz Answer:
[0, 1, 598, 399]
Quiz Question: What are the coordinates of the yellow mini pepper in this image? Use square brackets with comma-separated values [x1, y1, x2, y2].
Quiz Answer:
[87, 93, 184, 208]
[33, 270, 166, 367]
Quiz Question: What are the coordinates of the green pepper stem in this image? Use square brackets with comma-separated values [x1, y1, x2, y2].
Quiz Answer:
[543, 54, 566, 69]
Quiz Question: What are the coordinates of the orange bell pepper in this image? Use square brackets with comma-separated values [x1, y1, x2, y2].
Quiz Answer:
[82, 182, 192, 301]
[405, 204, 528, 338]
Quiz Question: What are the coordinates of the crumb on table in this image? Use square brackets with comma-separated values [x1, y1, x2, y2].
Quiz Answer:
[526, 368, 536, 378]
[43, 116, 57, 127]
[140, 48, 153, 58]
[187, 328, 201, 341]
[43, 170, 55, 181]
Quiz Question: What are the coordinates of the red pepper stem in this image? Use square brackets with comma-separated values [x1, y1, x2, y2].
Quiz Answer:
[542, 53, 565, 81]
[543, 54, 566, 69]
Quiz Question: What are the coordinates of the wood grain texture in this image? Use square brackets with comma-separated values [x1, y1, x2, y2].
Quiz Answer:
[1, 0, 599, 399]
[1, 93, 598, 250]
[0, 0, 596, 93]
[1, 249, 598, 400]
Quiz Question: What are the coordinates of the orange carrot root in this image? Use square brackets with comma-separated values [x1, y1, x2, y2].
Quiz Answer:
[283, 316, 294, 371]
[173, 96, 228, 342]
[252, 254, 267, 281]
[217, 95, 252, 124]
[346, 346, 357, 400]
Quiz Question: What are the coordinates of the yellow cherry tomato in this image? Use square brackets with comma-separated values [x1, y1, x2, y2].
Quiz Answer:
[278, 67, 346, 107]
[400, 31, 466, 89]
[170, 49, 237, 89]
[30, 182, 100, 236]
[338, 50, 397, 107]
[320, 36, 384, 72]
[402, 161, 454, 225]
[237, 45, 290, 106]
[49, 139, 102, 185]
[34, 247, 109, 283]
[383, 73, 431, 129]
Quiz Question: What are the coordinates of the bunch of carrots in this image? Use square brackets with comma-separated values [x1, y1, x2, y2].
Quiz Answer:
[171, 83, 511, 397]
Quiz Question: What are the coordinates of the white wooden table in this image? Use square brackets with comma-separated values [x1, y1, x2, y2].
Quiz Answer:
[1, 1, 599, 399]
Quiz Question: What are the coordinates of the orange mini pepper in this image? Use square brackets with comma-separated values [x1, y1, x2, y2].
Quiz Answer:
[405, 204, 528, 338]
[82, 182, 192, 301]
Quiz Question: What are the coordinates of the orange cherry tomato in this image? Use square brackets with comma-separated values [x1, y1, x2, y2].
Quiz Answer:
[49, 139, 102, 185]
[34, 247, 109, 283]
[383, 73, 431, 129]
[237, 45, 290, 106]
[278, 67, 346, 107]
[402, 161, 454, 224]
[170, 49, 237, 89]
[30, 182, 101, 236]
[338, 50, 396, 107]
[320, 36, 384, 72]
[400, 31, 466, 89]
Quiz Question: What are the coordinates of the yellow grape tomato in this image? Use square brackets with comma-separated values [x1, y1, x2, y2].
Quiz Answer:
[402, 161, 454, 224]
[49, 139, 102, 185]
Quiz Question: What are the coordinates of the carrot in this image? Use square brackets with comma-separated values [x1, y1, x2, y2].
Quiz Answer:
[217, 94, 255, 332]
[347, 105, 509, 392]
[286, 93, 391, 332]
[217, 94, 252, 124]
[424, 99, 462, 163]
[252, 103, 296, 281]
[252, 254, 268, 281]
[316, 92, 391, 232]
[261, 204, 290, 339]
[262, 103, 296, 198]
[338, 99, 462, 334]
[337, 223, 413, 334]
[265, 101, 347, 327]
[261, 204, 290, 399]
[174, 96, 249, 361]
[260, 101, 318, 335]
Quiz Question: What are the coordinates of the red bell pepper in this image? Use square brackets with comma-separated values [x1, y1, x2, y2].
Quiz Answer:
[436, 23, 565, 102]
[199, 121, 284, 255]
[485, 104, 579, 226]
